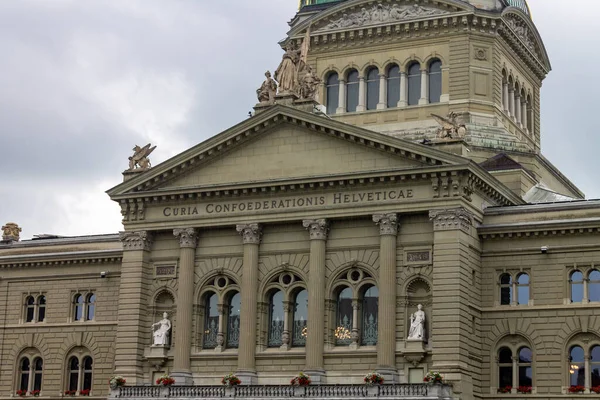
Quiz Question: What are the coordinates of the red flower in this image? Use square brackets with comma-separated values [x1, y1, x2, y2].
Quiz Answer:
[16, 390, 27, 397]
[80, 389, 91, 396]
[497, 385, 512, 394]
[30, 390, 41, 397]
[156, 377, 175, 386]
[64, 390, 76, 396]
[517, 386, 532, 394]
[568, 385, 585, 393]
[591, 386, 600, 394]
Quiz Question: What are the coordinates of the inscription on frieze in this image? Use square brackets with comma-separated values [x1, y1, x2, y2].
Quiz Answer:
[154, 264, 176, 278]
[405, 249, 432, 266]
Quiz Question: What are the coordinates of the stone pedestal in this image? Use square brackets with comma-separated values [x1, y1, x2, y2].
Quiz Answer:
[375, 367, 398, 385]
[171, 370, 193, 386]
[253, 102, 273, 115]
[303, 369, 326, 384]
[236, 371, 258, 385]
[122, 169, 145, 182]
[403, 339, 426, 366]
[293, 98, 320, 113]
[145, 346, 169, 370]
[275, 92, 299, 106]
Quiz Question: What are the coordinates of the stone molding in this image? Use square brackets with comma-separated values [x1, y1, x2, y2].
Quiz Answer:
[236, 224, 262, 245]
[429, 208, 473, 233]
[373, 213, 399, 236]
[119, 231, 153, 251]
[173, 228, 199, 249]
[303, 219, 329, 241]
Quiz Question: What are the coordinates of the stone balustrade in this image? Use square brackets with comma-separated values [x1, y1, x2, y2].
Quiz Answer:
[111, 384, 452, 400]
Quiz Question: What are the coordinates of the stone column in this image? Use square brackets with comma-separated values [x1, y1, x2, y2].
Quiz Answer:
[398, 72, 407, 107]
[503, 82, 509, 113]
[584, 355, 591, 392]
[336, 80, 346, 114]
[357, 76, 366, 112]
[236, 223, 262, 384]
[303, 219, 329, 384]
[349, 299, 360, 349]
[172, 228, 198, 385]
[373, 214, 399, 383]
[521, 99, 528, 132]
[114, 231, 153, 384]
[377, 74, 387, 110]
[508, 88, 515, 118]
[515, 94, 522, 126]
[511, 356, 518, 394]
[281, 301, 291, 350]
[419, 69, 428, 105]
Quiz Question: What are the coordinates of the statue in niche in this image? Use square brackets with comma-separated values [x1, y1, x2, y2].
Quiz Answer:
[407, 304, 426, 340]
[128, 143, 156, 170]
[152, 312, 172, 347]
[256, 71, 277, 104]
[274, 41, 302, 94]
[298, 65, 322, 101]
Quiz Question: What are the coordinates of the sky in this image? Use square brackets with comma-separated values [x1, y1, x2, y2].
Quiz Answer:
[0, 0, 598, 240]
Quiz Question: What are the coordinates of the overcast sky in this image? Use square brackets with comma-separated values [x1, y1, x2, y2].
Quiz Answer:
[0, 0, 597, 240]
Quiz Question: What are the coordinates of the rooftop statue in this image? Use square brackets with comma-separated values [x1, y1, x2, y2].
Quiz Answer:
[431, 112, 467, 139]
[128, 143, 156, 170]
[2, 222, 21, 242]
[298, 65, 322, 101]
[257, 71, 278, 104]
[274, 41, 302, 95]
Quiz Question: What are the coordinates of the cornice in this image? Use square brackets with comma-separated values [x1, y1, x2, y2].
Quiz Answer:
[0, 249, 123, 269]
[478, 217, 600, 240]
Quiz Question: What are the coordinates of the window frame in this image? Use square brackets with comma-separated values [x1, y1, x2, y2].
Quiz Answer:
[495, 342, 535, 393]
[65, 353, 93, 395]
[71, 291, 96, 322]
[325, 72, 339, 115]
[386, 64, 400, 108]
[365, 67, 380, 111]
[15, 351, 44, 395]
[427, 59, 442, 104]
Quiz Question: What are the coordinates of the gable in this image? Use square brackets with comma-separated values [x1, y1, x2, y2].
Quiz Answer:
[162, 122, 425, 189]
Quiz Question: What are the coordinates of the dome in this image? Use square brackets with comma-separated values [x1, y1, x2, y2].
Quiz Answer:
[501, 0, 530, 16]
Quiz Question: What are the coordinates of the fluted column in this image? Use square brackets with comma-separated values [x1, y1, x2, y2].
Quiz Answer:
[373, 214, 399, 383]
[398, 72, 407, 107]
[236, 223, 262, 384]
[172, 228, 198, 385]
[303, 219, 329, 384]
[377, 74, 387, 110]
[357, 76, 366, 112]
[419, 69, 428, 105]
[336, 80, 346, 114]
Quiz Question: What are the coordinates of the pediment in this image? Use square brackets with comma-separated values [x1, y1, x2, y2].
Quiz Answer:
[501, 10, 551, 71]
[107, 106, 466, 198]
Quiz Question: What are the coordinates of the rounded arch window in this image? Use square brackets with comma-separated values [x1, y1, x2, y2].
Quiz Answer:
[516, 273, 529, 305]
[37, 296, 46, 322]
[569, 345, 585, 387]
[591, 345, 600, 387]
[499, 274, 512, 305]
[68, 356, 79, 392]
[407, 63, 421, 106]
[267, 290, 285, 347]
[326, 72, 339, 115]
[19, 357, 31, 392]
[82, 356, 93, 391]
[518, 347, 532, 387]
[570, 271, 584, 303]
[25, 296, 35, 323]
[589, 270, 600, 302]
[428, 60, 442, 103]
[292, 289, 308, 347]
[498, 347, 513, 389]
[366, 67, 379, 110]
[386, 64, 400, 108]
[73, 294, 84, 321]
[346, 69, 359, 112]
[226, 292, 241, 348]
[360, 285, 378, 346]
[203, 292, 219, 349]
[85, 294, 96, 321]
[335, 286, 353, 346]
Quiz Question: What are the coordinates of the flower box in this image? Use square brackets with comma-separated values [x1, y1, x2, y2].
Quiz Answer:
[591, 386, 600, 394]
[156, 375, 175, 386]
[30, 390, 40, 397]
[221, 374, 241, 387]
[16, 390, 27, 397]
[109, 375, 126, 390]
[64, 390, 76, 396]
[290, 372, 311, 386]
[517, 386, 532, 394]
[497, 386, 512, 394]
[80, 389, 90, 396]
[363, 372, 384, 386]
[568, 385, 585, 393]
[423, 371, 445, 385]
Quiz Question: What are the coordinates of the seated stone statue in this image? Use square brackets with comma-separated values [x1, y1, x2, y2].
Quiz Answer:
[407, 304, 426, 340]
[152, 312, 172, 346]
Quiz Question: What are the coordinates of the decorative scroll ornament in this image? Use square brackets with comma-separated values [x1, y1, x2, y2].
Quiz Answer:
[236, 223, 262, 244]
[173, 228, 198, 248]
[373, 213, 398, 236]
[303, 219, 329, 240]
[317, 3, 449, 32]
[119, 231, 153, 251]
[128, 143, 156, 170]
[429, 207, 473, 233]
[2, 222, 21, 242]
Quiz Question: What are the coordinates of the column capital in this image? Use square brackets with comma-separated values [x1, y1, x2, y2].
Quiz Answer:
[303, 219, 329, 240]
[236, 223, 262, 244]
[429, 207, 473, 233]
[373, 213, 399, 236]
[119, 231, 153, 251]
[173, 228, 199, 248]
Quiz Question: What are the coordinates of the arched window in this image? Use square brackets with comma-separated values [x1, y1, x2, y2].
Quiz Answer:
[387, 64, 400, 108]
[500, 274, 512, 305]
[33, 358, 43, 392]
[268, 290, 285, 347]
[569, 346, 585, 387]
[361, 285, 378, 346]
[25, 296, 35, 323]
[366, 67, 379, 110]
[570, 271, 584, 303]
[292, 289, 308, 347]
[82, 357, 93, 391]
[85, 294, 95, 321]
[517, 273, 530, 305]
[19, 358, 30, 392]
[407, 63, 421, 106]
[226, 292, 241, 348]
[498, 348, 513, 389]
[335, 287, 353, 346]
[589, 270, 600, 302]
[37, 296, 46, 322]
[203, 292, 218, 349]
[428, 60, 442, 103]
[73, 294, 84, 321]
[346, 70, 359, 112]
[67, 354, 93, 394]
[326, 72, 339, 115]
[68, 357, 79, 392]
[592, 345, 600, 387]
[518, 347, 533, 387]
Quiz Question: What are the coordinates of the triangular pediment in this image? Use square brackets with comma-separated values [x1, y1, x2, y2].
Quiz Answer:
[107, 105, 467, 199]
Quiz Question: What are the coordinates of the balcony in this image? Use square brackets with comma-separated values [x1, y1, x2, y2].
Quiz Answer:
[110, 384, 452, 400]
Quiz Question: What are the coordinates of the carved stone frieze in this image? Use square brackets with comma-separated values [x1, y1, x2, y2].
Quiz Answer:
[236, 223, 262, 244]
[120, 201, 146, 222]
[373, 213, 398, 236]
[429, 208, 473, 233]
[317, 3, 449, 32]
[503, 15, 540, 59]
[303, 219, 329, 240]
[119, 231, 153, 251]
[173, 228, 199, 249]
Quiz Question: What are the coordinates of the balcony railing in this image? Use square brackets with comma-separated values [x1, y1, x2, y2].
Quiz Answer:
[111, 384, 452, 399]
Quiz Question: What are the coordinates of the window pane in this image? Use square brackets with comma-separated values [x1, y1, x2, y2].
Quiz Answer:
[38, 297, 46, 322]
[326, 73, 339, 115]
[69, 357, 79, 392]
[517, 274, 529, 285]
[83, 356, 93, 370]
[499, 366, 512, 388]
[203, 293, 218, 349]
[592, 346, 600, 386]
[83, 372, 93, 391]
[517, 274, 529, 306]
[571, 283, 584, 303]
[346, 70, 359, 112]
[34, 371, 43, 391]
[500, 286, 512, 305]
[500, 274, 512, 285]
[20, 358, 30, 391]
[361, 286, 378, 345]
[74, 295, 84, 321]
[590, 270, 600, 302]
[86, 294, 96, 321]
[226, 292, 241, 348]
[292, 289, 308, 347]
[518, 366, 532, 386]
[407, 63, 421, 106]
[519, 347, 532, 363]
[428, 60, 442, 103]
[366, 68, 379, 110]
[387, 65, 400, 108]
[335, 287, 353, 345]
[70, 357, 79, 370]
[26, 305, 35, 323]
[268, 291, 284, 347]
[498, 348, 512, 364]
[570, 346, 585, 386]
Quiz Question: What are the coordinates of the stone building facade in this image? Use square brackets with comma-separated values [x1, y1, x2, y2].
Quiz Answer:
[2, 1, 599, 399]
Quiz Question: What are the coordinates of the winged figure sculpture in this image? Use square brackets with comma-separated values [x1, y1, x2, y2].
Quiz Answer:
[128, 143, 156, 170]
[431, 112, 467, 139]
